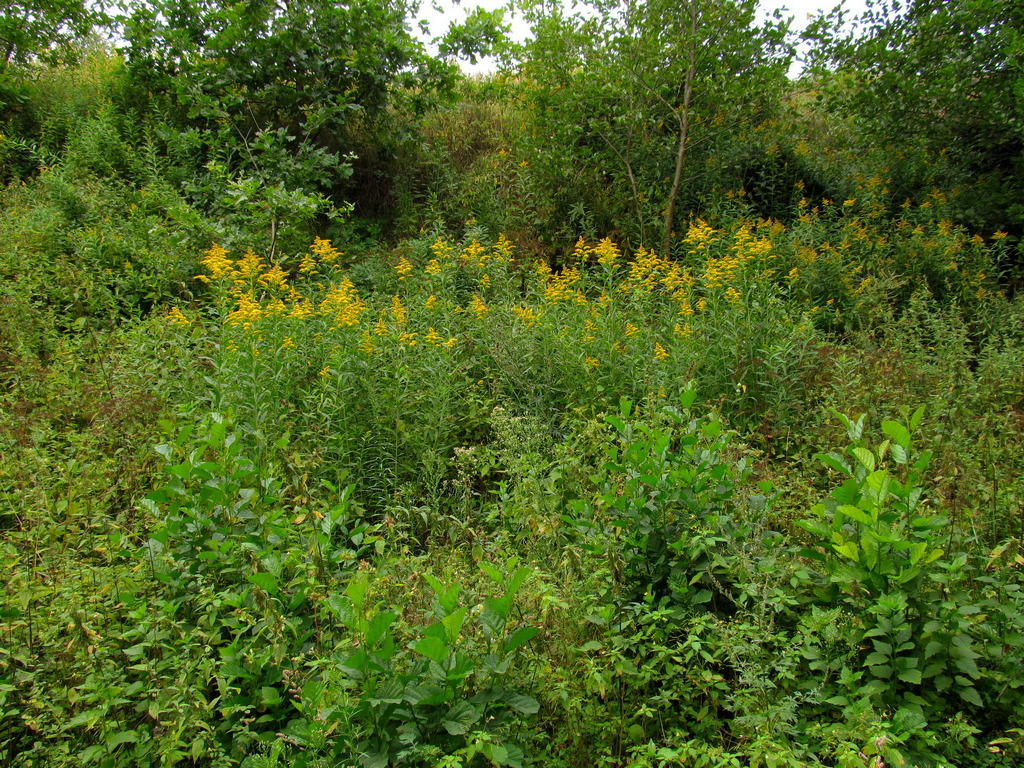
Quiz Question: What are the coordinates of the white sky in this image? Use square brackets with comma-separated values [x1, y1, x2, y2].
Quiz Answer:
[417, 0, 871, 74]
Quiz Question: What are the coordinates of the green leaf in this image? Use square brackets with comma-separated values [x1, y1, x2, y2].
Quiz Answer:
[415, 636, 449, 665]
[910, 405, 926, 431]
[366, 611, 397, 647]
[852, 446, 875, 472]
[815, 452, 851, 476]
[443, 701, 483, 735]
[503, 692, 540, 714]
[442, 606, 468, 644]
[247, 572, 278, 594]
[837, 504, 873, 526]
[897, 668, 922, 684]
[834, 411, 865, 441]
[504, 626, 540, 655]
[959, 685, 982, 707]
[882, 420, 911, 451]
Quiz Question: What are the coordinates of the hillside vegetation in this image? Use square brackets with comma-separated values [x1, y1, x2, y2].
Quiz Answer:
[2, 0, 1023, 766]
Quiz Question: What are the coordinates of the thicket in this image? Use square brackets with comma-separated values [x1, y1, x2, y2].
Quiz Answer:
[2, 0, 1023, 766]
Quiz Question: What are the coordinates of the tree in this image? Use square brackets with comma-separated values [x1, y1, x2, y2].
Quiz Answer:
[1, 0, 99, 68]
[514, 0, 792, 254]
[807, 0, 1024, 238]
[120, 0, 459, 207]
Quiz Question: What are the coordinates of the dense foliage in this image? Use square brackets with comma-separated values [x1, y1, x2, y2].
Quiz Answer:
[2, 0, 1023, 766]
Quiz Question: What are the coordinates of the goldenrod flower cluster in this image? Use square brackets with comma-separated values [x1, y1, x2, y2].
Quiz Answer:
[320, 278, 366, 327]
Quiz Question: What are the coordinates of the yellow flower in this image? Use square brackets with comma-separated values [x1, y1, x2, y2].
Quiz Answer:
[425, 327, 443, 346]
[625, 323, 640, 338]
[992, 231, 1008, 240]
[226, 292, 263, 330]
[398, 331, 418, 347]
[319, 365, 331, 377]
[494, 234, 515, 262]
[585, 355, 599, 369]
[236, 248, 265, 281]
[594, 238, 621, 271]
[319, 278, 366, 327]
[280, 337, 296, 350]
[259, 263, 290, 290]
[512, 305, 540, 328]
[390, 295, 407, 326]
[288, 298, 315, 319]
[470, 295, 489, 318]
[167, 307, 190, 326]
[725, 286, 742, 305]
[310, 237, 342, 265]
[654, 343, 669, 361]
[395, 258, 413, 280]
[424, 295, 438, 310]
[425, 259, 442, 276]
[299, 251, 319, 275]
[674, 322, 693, 339]
[198, 243, 235, 283]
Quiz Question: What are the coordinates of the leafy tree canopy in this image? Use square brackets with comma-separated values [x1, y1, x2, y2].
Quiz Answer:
[808, 0, 1024, 234]
[1, 0, 100, 68]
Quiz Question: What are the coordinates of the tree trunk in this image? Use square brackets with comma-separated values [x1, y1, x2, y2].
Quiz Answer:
[660, 1, 698, 258]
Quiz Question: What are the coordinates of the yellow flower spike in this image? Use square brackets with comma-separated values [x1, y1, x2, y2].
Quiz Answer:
[280, 337, 296, 350]
[494, 234, 515, 262]
[260, 263, 290, 290]
[395, 258, 413, 280]
[725, 287, 742, 305]
[310, 237, 342, 265]
[470, 295, 489, 318]
[512, 306, 540, 328]
[425, 327, 443, 346]
[424, 295, 438, 310]
[430, 237, 454, 262]
[299, 251, 319, 275]
[199, 242, 235, 281]
[442, 337, 458, 349]
[390, 295, 407, 326]
[585, 355, 600, 369]
[625, 323, 640, 338]
[166, 307, 190, 326]
[992, 231, 1008, 240]
[288, 298, 315, 319]
[595, 238, 621, 271]
[654, 343, 669, 361]
[319, 365, 331, 378]
[572, 237, 590, 264]
[359, 330, 375, 354]
[236, 248, 265, 280]
[398, 331, 418, 347]
[425, 259, 442, 276]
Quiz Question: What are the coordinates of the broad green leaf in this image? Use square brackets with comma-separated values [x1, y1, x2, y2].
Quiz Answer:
[415, 636, 448, 665]
[897, 668, 922, 684]
[503, 692, 540, 714]
[247, 572, 278, 594]
[366, 611, 397, 647]
[442, 606, 468, 644]
[882, 420, 911, 451]
[910, 405, 926, 431]
[443, 701, 482, 735]
[815, 452, 851, 476]
[838, 504, 873, 526]
[504, 626, 540, 655]
[852, 446, 875, 472]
